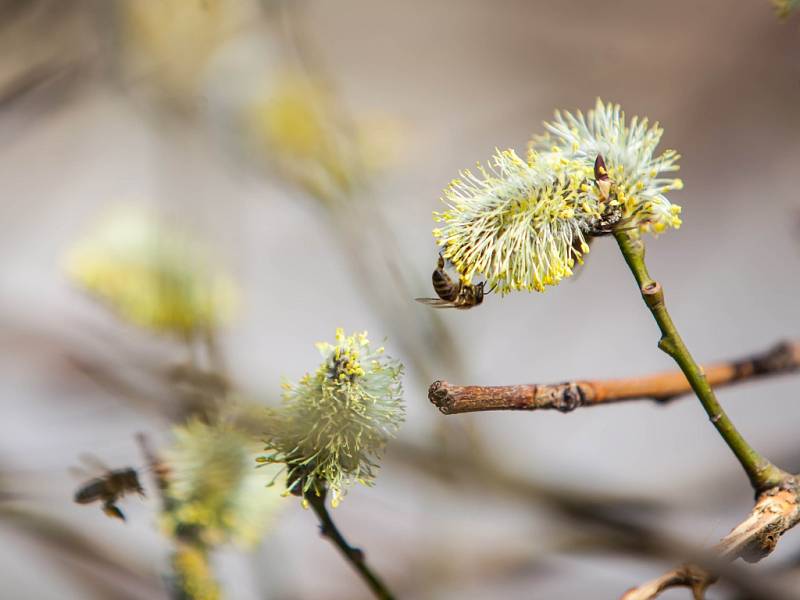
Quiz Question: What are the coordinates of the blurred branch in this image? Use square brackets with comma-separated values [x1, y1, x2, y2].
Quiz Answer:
[136, 433, 170, 502]
[0, 60, 81, 109]
[622, 565, 712, 600]
[0, 504, 162, 599]
[389, 439, 661, 516]
[428, 340, 800, 414]
[392, 440, 800, 599]
[622, 482, 800, 600]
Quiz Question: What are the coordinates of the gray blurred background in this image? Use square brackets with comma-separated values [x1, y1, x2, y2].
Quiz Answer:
[1, 1, 799, 598]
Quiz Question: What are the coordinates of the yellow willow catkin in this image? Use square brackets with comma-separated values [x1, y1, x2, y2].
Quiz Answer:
[258, 329, 404, 508]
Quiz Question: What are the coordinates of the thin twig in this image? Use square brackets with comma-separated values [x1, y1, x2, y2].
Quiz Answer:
[428, 340, 800, 414]
[614, 230, 789, 492]
[621, 564, 713, 600]
[135, 433, 170, 505]
[305, 490, 396, 600]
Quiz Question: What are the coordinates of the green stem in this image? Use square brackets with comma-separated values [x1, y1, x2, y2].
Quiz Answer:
[614, 230, 788, 491]
[306, 491, 395, 600]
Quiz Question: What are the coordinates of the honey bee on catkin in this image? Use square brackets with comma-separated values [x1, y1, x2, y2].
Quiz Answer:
[415, 253, 487, 309]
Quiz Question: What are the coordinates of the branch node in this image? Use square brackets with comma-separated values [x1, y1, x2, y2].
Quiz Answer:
[656, 335, 677, 357]
[428, 380, 453, 413]
[554, 382, 584, 413]
[750, 341, 798, 375]
[621, 564, 714, 600]
[350, 547, 366, 563]
[653, 394, 678, 405]
[641, 280, 663, 309]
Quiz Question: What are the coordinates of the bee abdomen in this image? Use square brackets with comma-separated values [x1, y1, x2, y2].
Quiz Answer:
[432, 269, 459, 301]
[74, 480, 105, 504]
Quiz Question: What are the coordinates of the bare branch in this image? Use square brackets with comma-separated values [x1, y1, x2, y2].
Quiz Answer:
[621, 564, 713, 600]
[621, 483, 800, 600]
[715, 487, 800, 562]
[429, 340, 800, 415]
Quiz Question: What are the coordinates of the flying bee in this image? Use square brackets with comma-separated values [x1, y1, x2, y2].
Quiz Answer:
[581, 154, 624, 236]
[415, 253, 488, 309]
[73, 464, 145, 521]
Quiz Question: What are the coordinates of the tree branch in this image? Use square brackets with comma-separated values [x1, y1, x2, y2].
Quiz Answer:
[429, 340, 800, 414]
[621, 564, 713, 600]
[621, 481, 800, 600]
[613, 231, 788, 492]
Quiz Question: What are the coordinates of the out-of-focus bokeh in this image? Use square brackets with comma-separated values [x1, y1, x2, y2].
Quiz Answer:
[1, 1, 799, 598]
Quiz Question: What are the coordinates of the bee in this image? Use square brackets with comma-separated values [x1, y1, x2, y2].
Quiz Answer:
[581, 154, 624, 236]
[73, 465, 145, 521]
[415, 253, 487, 309]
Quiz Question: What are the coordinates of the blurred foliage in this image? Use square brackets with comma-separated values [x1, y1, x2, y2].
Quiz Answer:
[65, 207, 238, 338]
[246, 71, 401, 203]
[121, 0, 259, 108]
[774, 0, 800, 19]
[172, 543, 221, 600]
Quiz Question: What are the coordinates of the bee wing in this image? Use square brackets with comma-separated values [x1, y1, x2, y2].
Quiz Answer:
[414, 298, 458, 309]
[68, 465, 92, 479]
[79, 453, 109, 473]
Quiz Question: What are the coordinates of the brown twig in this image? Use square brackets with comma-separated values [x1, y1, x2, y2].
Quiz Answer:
[621, 480, 800, 600]
[621, 564, 714, 600]
[429, 340, 800, 415]
[305, 489, 396, 600]
[135, 433, 171, 502]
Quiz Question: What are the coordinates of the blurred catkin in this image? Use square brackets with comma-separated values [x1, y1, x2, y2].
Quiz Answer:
[162, 418, 284, 548]
[65, 207, 237, 338]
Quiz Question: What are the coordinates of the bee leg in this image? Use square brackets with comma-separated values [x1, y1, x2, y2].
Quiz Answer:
[103, 502, 126, 521]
